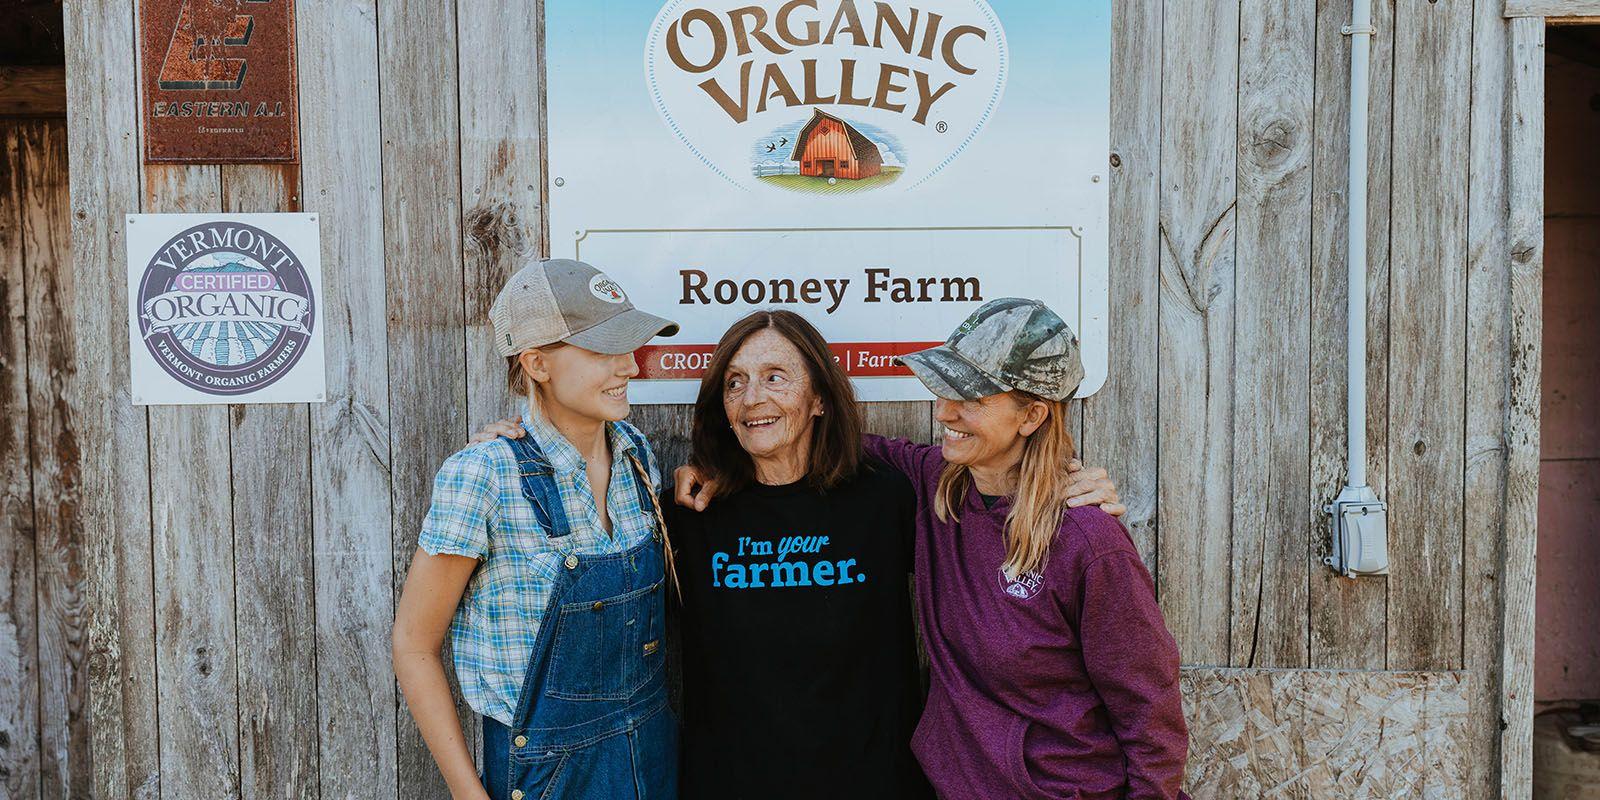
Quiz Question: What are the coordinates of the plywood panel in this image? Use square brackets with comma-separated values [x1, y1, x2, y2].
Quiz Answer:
[1181, 668, 1469, 798]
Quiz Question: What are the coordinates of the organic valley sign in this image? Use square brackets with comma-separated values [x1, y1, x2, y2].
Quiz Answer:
[647, 0, 1006, 190]
[548, 0, 1109, 403]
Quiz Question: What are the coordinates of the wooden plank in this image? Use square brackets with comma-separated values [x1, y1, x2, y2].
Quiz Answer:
[1156, 0, 1238, 665]
[862, 402, 934, 446]
[140, 163, 240, 800]
[1230, 0, 1315, 670]
[1083, 0, 1161, 569]
[377, 0, 468, 794]
[0, 121, 41, 800]
[1504, 0, 1600, 16]
[1309, 0, 1396, 672]
[0, 67, 66, 118]
[219, 163, 319, 798]
[296, 1, 399, 797]
[453, 2, 545, 767]
[1180, 668, 1469, 798]
[1386, 0, 1472, 672]
[63, 2, 159, 796]
[458, 0, 541, 444]
[630, 405, 698, 477]
[1463, 2, 1513, 796]
[1499, 17, 1543, 798]
[21, 120, 89, 800]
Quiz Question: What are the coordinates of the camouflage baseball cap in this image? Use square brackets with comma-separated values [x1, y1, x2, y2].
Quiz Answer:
[896, 298, 1085, 402]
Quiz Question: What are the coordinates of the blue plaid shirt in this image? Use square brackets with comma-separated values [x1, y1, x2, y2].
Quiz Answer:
[416, 409, 661, 726]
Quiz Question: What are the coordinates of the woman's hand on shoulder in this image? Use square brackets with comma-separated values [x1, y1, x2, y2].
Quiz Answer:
[468, 414, 526, 445]
[673, 465, 720, 512]
[1065, 458, 1126, 517]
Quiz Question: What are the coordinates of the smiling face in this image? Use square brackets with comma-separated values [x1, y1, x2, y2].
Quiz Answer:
[524, 343, 640, 423]
[722, 328, 823, 470]
[933, 392, 1047, 474]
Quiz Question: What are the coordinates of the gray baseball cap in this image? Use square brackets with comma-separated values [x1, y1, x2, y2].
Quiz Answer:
[489, 258, 679, 356]
[896, 298, 1085, 402]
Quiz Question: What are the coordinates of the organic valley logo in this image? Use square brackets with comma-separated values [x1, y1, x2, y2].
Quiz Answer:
[136, 222, 315, 395]
[647, 0, 1007, 194]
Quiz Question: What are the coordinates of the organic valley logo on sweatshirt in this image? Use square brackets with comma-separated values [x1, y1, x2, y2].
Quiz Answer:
[646, 0, 1008, 193]
[999, 567, 1044, 600]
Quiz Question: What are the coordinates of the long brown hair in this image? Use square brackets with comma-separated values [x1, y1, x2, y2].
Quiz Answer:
[934, 391, 1076, 579]
[689, 310, 863, 496]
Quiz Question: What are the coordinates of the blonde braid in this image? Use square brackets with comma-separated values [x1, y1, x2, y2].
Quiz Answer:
[628, 452, 681, 601]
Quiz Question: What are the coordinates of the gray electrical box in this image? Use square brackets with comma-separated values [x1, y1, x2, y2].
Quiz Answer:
[1324, 485, 1389, 577]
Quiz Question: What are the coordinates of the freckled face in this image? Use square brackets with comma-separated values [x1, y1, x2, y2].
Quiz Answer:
[722, 328, 823, 465]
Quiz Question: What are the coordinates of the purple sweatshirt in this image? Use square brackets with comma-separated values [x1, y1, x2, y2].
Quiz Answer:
[864, 435, 1189, 800]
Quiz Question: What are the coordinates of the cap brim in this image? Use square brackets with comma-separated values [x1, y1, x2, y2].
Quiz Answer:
[563, 309, 680, 355]
[894, 346, 1011, 401]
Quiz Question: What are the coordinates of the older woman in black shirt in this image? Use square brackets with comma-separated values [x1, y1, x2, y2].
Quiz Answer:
[664, 310, 930, 800]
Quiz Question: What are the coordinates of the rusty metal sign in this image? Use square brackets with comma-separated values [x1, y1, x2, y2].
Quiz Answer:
[139, 0, 299, 163]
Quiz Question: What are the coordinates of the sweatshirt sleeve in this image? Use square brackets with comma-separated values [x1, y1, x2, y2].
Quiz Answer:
[861, 433, 941, 480]
[1076, 550, 1189, 799]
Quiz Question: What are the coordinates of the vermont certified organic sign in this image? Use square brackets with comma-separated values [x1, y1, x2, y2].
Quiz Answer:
[125, 213, 324, 405]
[547, 0, 1109, 402]
[138, 0, 299, 163]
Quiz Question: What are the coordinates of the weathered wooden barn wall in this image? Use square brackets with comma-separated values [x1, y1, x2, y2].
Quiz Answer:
[30, 0, 1540, 797]
[1, 98, 77, 798]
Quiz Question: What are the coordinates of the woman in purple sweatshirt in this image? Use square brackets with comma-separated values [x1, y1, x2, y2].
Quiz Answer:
[682, 298, 1190, 799]
[871, 298, 1190, 799]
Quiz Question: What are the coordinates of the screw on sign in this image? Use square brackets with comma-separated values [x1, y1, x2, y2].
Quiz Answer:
[139, 0, 300, 163]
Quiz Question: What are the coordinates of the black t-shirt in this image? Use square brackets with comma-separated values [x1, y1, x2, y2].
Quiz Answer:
[665, 457, 932, 800]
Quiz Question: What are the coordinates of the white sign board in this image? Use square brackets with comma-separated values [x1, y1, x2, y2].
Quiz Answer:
[125, 213, 325, 405]
[547, 0, 1110, 402]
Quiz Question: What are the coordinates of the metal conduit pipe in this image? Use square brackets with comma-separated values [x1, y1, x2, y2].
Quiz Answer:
[1324, 0, 1389, 577]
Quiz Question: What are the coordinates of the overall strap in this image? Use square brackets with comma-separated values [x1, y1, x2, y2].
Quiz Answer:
[502, 433, 565, 535]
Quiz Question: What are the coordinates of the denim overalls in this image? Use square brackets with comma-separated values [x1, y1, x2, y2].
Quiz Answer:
[481, 428, 677, 800]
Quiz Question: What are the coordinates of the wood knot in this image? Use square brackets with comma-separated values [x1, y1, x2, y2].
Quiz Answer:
[465, 201, 532, 261]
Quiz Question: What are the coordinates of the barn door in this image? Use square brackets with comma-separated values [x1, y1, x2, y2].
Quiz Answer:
[1, 69, 78, 798]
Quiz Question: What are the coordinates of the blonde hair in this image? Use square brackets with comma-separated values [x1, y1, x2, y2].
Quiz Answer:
[502, 349, 679, 594]
[934, 392, 1076, 579]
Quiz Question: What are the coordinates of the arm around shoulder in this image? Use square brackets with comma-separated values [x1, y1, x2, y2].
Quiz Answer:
[861, 433, 942, 481]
